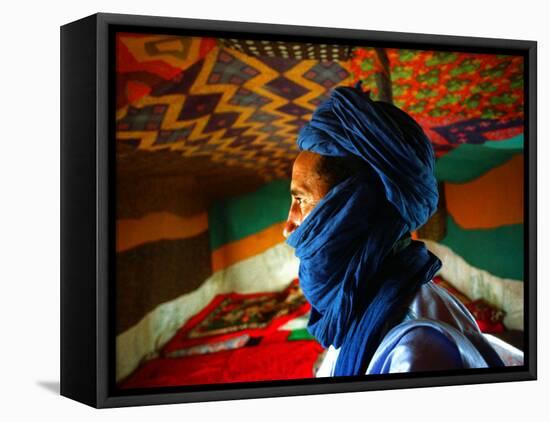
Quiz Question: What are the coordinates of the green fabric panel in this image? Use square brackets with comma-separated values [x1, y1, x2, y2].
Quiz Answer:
[435, 135, 523, 183]
[440, 216, 524, 281]
[287, 328, 315, 341]
[484, 134, 524, 150]
[208, 179, 291, 250]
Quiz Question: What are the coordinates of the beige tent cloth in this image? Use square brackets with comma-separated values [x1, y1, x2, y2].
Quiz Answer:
[422, 239, 523, 332]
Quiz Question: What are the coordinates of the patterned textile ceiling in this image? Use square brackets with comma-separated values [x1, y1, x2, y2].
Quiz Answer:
[350, 48, 524, 156]
[116, 33, 524, 186]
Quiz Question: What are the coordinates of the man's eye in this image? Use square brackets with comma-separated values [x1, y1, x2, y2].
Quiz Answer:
[296, 197, 303, 205]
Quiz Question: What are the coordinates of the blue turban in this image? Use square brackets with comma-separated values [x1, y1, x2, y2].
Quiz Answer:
[298, 86, 439, 231]
[286, 85, 442, 376]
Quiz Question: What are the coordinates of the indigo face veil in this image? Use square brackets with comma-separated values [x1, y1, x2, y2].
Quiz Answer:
[286, 86, 442, 376]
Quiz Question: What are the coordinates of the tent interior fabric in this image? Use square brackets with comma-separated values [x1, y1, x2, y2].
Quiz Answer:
[115, 33, 525, 388]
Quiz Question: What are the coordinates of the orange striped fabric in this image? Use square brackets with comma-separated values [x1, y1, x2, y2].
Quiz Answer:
[445, 154, 524, 229]
[211, 222, 286, 272]
[117, 212, 208, 252]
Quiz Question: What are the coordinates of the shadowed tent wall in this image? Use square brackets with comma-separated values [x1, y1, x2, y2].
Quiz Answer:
[115, 152, 294, 336]
[116, 174, 212, 334]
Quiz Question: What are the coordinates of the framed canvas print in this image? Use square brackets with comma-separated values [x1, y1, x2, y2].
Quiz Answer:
[60, 12, 537, 408]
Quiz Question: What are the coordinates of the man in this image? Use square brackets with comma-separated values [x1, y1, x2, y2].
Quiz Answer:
[283, 85, 503, 376]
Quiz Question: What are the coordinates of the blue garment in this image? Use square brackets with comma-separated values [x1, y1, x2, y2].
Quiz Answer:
[286, 85, 444, 376]
[316, 281, 504, 375]
[286, 173, 442, 376]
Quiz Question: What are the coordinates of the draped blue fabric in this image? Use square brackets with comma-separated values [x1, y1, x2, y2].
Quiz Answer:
[286, 85, 442, 376]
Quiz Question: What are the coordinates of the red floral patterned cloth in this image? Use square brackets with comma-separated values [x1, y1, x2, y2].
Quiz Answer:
[433, 276, 505, 333]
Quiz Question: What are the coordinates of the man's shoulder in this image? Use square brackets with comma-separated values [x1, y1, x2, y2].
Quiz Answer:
[316, 281, 488, 377]
[405, 280, 480, 334]
[368, 323, 464, 373]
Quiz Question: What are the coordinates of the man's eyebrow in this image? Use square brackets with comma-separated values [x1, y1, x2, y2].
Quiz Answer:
[291, 187, 306, 197]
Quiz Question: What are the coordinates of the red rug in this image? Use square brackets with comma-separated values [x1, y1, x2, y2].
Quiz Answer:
[119, 280, 324, 389]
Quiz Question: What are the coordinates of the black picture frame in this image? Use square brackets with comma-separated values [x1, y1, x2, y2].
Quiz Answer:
[60, 12, 537, 408]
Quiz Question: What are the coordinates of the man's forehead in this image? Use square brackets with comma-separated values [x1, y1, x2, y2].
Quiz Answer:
[294, 150, 321, 167]
[292, 151, 322, 177]
[290, 151, 322, 194]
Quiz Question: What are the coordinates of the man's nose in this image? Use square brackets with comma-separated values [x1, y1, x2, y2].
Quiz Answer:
[283, 204, 300, 238]
[283, 219, 297, 239]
